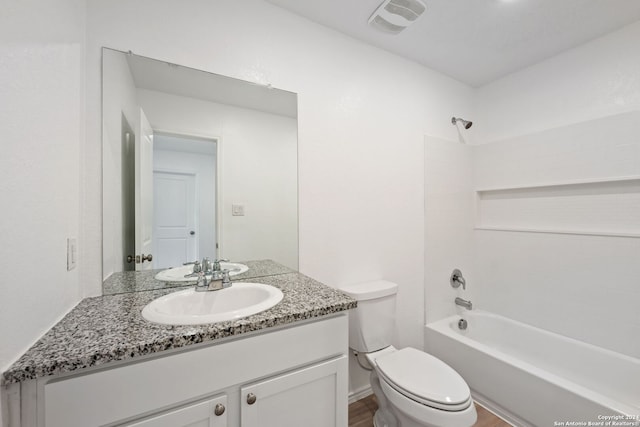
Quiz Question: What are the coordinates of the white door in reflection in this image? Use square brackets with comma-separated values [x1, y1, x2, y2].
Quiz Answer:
[135, 108, 154, 271]
[152, 133, 218, 268]
[153, 172, 197, 269]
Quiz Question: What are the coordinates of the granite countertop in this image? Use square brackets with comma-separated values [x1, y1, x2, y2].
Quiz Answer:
[2, 272, 355, 385]
[102, 259, 295, 295]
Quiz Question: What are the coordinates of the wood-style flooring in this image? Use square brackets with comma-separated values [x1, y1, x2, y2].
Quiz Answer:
[348, 394, 511, 427]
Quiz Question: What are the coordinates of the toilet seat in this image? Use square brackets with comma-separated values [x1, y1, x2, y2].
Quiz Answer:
[375, 347, 472, 412]
[378, 375, 478, 427]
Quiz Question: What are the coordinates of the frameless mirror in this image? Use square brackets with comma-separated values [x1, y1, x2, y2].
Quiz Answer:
[101, 48, 298, 294]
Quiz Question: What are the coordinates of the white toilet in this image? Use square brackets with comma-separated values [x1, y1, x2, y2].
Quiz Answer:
[341, 280, 477, 427]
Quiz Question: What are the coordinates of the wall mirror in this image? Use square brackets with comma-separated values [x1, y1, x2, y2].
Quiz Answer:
[102, 48, 298, 294]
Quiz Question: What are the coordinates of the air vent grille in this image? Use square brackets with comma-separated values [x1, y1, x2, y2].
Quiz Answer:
[371, 15, 407, 34]
[369, 0, 427, 34]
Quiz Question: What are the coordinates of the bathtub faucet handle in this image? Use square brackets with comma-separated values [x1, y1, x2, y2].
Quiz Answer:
[450, 269, 466, 290]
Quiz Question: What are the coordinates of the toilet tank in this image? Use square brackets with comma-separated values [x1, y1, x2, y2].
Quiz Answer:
[341, 280, 398, 352]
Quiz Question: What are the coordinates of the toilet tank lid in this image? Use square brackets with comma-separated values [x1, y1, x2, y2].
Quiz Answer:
[340, 280, 398, 301]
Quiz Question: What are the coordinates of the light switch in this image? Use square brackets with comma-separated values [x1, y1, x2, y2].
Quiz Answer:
[232, 204, 245, 216]
[67, 238, 77, 271]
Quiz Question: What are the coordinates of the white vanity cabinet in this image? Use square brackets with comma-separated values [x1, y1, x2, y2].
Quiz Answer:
[20, 314, 348, 427]
[241, 357, 345, 427]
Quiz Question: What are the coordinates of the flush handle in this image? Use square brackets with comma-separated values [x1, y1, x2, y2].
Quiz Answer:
[246, 393, 257, 405]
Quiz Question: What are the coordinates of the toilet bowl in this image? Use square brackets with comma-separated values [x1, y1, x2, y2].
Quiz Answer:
[366, 346, 476, 427]
[341, 280, 476, 427]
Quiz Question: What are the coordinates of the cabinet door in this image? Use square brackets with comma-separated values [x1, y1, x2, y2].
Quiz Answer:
[241, 356, 347, 427]
[124, 395, 227, 427]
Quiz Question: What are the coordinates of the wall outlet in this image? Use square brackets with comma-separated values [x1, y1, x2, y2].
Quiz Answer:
[232, 204, 245, 216]
[67, 238, 77, 271]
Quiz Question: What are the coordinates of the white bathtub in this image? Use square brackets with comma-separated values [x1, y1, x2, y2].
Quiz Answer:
[425, 311, 640, 427]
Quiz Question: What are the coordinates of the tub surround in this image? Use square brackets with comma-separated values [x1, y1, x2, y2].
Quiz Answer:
[2, 272, 355, 385]
[102, 259, 296, 295]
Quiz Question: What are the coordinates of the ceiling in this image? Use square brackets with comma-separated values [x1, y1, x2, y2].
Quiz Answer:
[124, 51, 298, 118]
[266, 0, 640, 87]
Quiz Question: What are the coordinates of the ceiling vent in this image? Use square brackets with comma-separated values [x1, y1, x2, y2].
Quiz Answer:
[368, 0, 427, 34]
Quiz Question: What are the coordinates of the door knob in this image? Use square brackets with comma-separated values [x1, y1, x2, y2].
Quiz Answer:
[246, 393, 257, 405]
[190, 230, 196, 235]
[126, 255, 134, 263]
[141, 254, 153, 263]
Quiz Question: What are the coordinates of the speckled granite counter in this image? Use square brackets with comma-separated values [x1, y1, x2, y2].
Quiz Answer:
[2, 272, 355, 385]
[102, 259, 296, 295]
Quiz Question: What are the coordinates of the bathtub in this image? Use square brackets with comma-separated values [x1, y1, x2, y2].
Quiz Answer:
[425, 311, 640, 427]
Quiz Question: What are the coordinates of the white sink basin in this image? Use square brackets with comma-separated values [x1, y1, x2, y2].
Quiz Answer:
[154, 262, 249, 282]
[141, 283, 283, 325]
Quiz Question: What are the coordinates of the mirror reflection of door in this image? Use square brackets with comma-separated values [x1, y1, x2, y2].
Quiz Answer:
[152, 133, 217, 269]
[153, 172, 196, 268]
[121, 115, 136, 271]
[135, 108, 154, 271]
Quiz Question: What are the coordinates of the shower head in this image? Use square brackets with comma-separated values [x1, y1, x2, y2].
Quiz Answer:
[452, 117, 473, 129]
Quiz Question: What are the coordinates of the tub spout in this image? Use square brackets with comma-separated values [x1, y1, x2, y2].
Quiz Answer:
[455, 297, 472, 310]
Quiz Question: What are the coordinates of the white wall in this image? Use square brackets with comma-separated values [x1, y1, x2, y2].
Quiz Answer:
[424, 136, 475, 324]
[0, 0, 85, 423]
[137, 89, 298, 269]
[0, 0, 84, 376]
[474, 20, 640, 143]
[83, 0, 474, 395]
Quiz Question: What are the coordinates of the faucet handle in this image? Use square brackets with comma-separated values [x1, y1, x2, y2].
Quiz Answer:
[221, 269, 232, 288]
[194, 261, 202, 273]
[195, 271, 208, 292]
[450, 269, 466, 290]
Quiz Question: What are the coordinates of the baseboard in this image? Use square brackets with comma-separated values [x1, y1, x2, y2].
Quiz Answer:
[349, 385, 373, 404]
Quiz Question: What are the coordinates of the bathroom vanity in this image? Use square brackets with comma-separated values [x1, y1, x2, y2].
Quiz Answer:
[1, 272, 355, 427]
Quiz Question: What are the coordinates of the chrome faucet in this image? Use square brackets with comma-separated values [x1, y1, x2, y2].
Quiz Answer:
[455, 297, 472, 310]
[201, 257, 213, 274]
[195, 269, 232, 292]
[184, 258, 217, 277]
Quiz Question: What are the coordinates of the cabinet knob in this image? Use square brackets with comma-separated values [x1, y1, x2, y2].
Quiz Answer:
[214, 403, 225, 416]
[246, 393, 257, 405]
